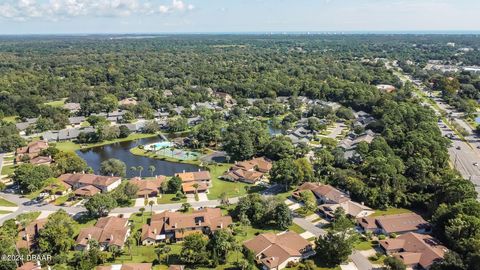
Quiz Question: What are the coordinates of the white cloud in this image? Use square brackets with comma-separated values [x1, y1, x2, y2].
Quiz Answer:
[0, 0, 194, 21]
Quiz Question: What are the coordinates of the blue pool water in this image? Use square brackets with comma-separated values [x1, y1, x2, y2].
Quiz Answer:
[149, 141, 174, 149]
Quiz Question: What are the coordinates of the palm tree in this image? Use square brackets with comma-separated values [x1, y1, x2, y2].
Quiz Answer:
[137, 166, 144, 177]
[163, 246, 172, 263]
[130, 166, 137, 176]
[192, 183, 199, 195]
[148, 165, 156, 177]
[219, 192, 229, 206]
[125, 237, 134, 260]
[181, 202, 191, 212]
[139, 207, 145, 222]
[169, 147, 175, 158]
[148, 200, 154, 215]
[108, 245, 122, 260]
[134, 230, 142, 246]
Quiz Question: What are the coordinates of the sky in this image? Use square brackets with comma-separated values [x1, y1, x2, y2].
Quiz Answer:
[0, 0, 479, 34]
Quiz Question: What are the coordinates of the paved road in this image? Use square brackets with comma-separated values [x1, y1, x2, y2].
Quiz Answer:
[292, 216, 326, 237]
[394, 70, 480, 197]
[0, 191, 239, 225]
[350, 251, 374, 270]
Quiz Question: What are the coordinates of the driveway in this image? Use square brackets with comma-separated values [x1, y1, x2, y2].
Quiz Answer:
[292, 217, 326, 237]
[350, 250, 374, 270]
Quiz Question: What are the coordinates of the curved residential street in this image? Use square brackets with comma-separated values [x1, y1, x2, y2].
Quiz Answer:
[0, 191, 240, 225]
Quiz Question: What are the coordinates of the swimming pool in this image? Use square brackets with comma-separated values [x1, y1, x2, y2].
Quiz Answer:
[147, 141, 174, 150]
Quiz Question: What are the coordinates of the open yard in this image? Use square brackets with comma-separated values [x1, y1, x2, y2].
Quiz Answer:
[371, 207, 412, 217]
[0, 197, 16, 207]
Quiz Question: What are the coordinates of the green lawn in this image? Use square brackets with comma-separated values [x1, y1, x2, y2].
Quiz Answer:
[55, 133, 160, 152]
[288, 223, 306, 234]
[44, 98, 66, 108]
[1, 116, 17, 123]
[355, 240, 376, 251]
[0, 197, 16, 207]
[372, 207, 412, 217]
[1, 165, 15, 176]
[207, 164, 251, 200]
[157, 194, 186, 204]
[0, 210, 12, 214]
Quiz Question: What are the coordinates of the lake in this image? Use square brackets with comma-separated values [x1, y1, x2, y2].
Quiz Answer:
[76, 136, 200, 178]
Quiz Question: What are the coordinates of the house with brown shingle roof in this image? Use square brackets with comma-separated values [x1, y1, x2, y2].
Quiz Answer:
[29, 155, 53, 166]
[130, 176, 166, 198]
[379, 232, 446, 269]
[175, 170, 211, 194]
[97, 263, 152, 270]
[59, 173, 122, 195]
[16, 219, 48, 250]
[76, 216, 130, 251]
[221, 157, 272, 184]
[293, 182, 374, 219]
[357, 213, 430, 235]
[141, 208, 232, 245]
[15, 140, 49, 163]
[243, 231, 315, 270]
[293, 183, 350, 204]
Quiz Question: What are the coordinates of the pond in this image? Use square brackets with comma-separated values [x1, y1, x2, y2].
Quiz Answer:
[76, 136, 200, 178]
[475, 116, 480, 124]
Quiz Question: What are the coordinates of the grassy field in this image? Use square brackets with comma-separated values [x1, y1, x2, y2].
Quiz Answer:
[355, 240, 376, 251]
[44, 98, 67, 108]
[2, 116, 17, 123]
[1, 165, 15, 176]
[0, 210, 12, 214]
[207, 164, 252, 200]
[157, 193, 186, 204]
[0, 197, 17, 207]
[371, 207, 412, 217]
[55, 133, 160, 152]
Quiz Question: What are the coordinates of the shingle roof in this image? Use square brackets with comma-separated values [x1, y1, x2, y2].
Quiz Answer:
[380, 233, 446, 269]
[244, 232, 312, 269]
[59, 173, 121, 189]
[77, 216, 129, 248]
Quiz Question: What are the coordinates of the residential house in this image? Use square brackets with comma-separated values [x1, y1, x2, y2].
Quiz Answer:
[16, 262, 41, 270]
[214, 92, 236, 107]
[15, 140, 49, 163]
[76, 216, 130, 251]
[243, 231, 315, 270]
[59, 173, 122, 196]
[176, 170, 211, 194]
[293, 183, 374, 219]
[29, 156, 53, 166]
[68, 116, 86, 127]
[97, 263, 152, 270]
[63, 102, 81, 114]
[119, 98, 138, 107]
[221, 157, 272, 184]
[130, 176, 166, 197]
[43, 181, 72, 196]
[357, 213, 431, 235]
[15, 118, 38, 135]
[379, 232, 446, 269]
[141, 208, 232, 244]
[376, 84, 396, 93]
[16, 219, 48, 250]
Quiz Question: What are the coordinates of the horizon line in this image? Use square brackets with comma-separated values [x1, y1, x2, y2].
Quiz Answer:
[1, 30, 480, 36]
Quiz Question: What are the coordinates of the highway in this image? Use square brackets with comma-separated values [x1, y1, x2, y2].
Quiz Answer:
[395, 71, 480, 196]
